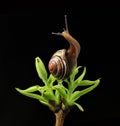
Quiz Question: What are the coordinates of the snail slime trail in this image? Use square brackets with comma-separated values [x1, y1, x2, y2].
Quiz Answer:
[48, 15, 80, 80]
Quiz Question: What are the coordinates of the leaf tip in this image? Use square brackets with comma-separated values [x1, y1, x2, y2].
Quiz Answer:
[84, 66, 86, 71]
[35, 56, 40, 63]
[15, 87, 19, 91]
[74, 102, 84, 112]
[15, 87, 22, 93]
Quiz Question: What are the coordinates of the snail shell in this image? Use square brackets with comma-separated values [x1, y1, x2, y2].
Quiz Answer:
[48, 15, 80, 80]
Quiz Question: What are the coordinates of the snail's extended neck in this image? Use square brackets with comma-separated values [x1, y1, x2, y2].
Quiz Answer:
[61, 31, 80, 58]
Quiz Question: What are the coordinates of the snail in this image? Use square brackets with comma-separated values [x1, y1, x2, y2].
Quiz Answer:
[48, 15, 80, 80]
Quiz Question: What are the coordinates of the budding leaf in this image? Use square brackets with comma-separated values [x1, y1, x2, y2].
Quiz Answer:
[18, 85, 40, 93]
[35, 57, 48, 84]
[70, 66, 82, 82]
[43, 91, 55, 101]
[78, 80, 100, 86]
[15, 88, 49, 106]
[74, 102, 84, 112]
[70, 66, 87, 93]
[53, 85, 68, 99]
[71, 79, 100, 102]
[55, 90, 60, 105]
[75, 66, 86, 84]
[48, 74, 56, 86]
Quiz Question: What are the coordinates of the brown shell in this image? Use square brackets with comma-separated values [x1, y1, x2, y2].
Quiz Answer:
[48, 49, 69, 79]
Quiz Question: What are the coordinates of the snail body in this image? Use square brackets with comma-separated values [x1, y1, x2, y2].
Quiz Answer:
[48, 15, 80, 80]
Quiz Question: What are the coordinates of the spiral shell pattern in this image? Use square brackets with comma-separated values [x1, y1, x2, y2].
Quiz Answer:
[48, 49, 68, 79]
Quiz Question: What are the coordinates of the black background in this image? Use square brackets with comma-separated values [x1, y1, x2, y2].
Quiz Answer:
[0, 5, 120, 126]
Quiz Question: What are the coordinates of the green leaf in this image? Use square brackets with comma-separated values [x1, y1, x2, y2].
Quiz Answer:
[19, 85, 41, 93]
[53, 85, 68, 99]
[77, 79, 100, 97]
[78, 80, 99, 86]
[35, 57, 48, 84]
[43, 91, 55, 101]
[70, 91, 81, 102]
[15, 88, 49, 106]
[55, 90, 60, 105]
[37, 86, 46, 95]
[70, 79, 100, 102]
[75, 66, 86, 84]
[48, 74, 56, 86]
[74, 102, 84, 112]
[70, 66, 86, 92]
[68, 66, 82, 92]
[70, 66, 82, 82]
[39, 100, 49, 106]
[68, 67, 86, 93]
